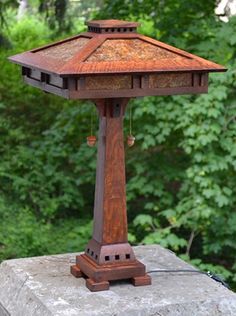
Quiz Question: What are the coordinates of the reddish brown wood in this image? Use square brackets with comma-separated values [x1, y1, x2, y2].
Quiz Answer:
[76, 254, 146, 282]
[94, 98, 128, 244]
[9, 22, 226, 78]
[69, 98, 151, 290]
[70, 265, 82, 278]
[73, 253, 151, 291]
[131, 274, 152, 286]
[86, 19, 140, 29]
[31, 34, 92, 53]
[23, 70, 210, 100]
[86, 279, 110, 292]
[68, 83, 208, 99]
[23, 71, 209, 100]
[84, 239, 136, 265]
[8, 18, 227, 292]
[64, 35, 106, 67]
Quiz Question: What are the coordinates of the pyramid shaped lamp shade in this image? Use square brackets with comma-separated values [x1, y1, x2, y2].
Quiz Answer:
[9, 19, 226, 292]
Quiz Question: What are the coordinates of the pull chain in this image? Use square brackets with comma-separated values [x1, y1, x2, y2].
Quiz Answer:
[129, 103, 132, 135]
[127, 103, 135, 147]
[91, 110, 93, 136]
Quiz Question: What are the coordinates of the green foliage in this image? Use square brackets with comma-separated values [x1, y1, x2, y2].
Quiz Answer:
[0, 196, 92, 261]
[0, 14, 95, 260]
[110, 6, 235, 287]
[99, 0, 217, 45]
[0, 1, 236, 291]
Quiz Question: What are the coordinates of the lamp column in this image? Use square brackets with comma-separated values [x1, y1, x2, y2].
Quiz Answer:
[71, 98, 151, 291]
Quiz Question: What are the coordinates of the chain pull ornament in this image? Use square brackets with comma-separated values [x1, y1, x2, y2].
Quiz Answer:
[127, 104, 135, 147]
[87, 108, 97, 147]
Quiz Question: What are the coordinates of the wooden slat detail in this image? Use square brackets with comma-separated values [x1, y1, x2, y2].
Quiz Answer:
[141, 75, 149, 89]
[68, 77, 77, 90]
[49, 75, 64, 88]
[77, 77, 86, 90]
[193, 72, 209, 87]
[200, 73, 208, 86]
[30, 69, 41, 81]
[24, 76, 69, 98]
[24, 73, 208, 100]
[22, 67, 30, 76]
[132, 75, 141, 89]
[86, 20, 140, 28]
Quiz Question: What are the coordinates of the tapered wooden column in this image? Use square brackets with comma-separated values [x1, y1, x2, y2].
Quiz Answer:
[71, 98, 151, 291]
[93, 98, 128, 245]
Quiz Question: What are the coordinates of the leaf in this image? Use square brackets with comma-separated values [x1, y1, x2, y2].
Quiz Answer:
[133, 214, 153, 227]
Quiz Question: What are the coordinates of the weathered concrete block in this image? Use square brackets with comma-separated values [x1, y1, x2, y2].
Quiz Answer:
[0, 245, 236, 316]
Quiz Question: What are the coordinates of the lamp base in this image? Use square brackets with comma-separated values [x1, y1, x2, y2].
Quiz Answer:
[71, 254, 151, 292]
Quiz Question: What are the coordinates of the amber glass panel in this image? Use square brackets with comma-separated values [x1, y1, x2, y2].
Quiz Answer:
[35, 37, 90, 62]
[149, 73, 192, 88]
[84, 75, 132, 90]
[85, 39, 184, 62]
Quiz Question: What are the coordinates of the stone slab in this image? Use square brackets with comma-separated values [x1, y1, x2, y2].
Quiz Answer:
[0, 245, 236, 316]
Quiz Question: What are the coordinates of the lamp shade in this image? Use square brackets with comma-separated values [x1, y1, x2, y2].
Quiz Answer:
[9, 19, 226, 100]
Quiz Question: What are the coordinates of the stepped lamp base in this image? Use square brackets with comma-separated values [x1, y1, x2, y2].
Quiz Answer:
[71, 254, 151, 292]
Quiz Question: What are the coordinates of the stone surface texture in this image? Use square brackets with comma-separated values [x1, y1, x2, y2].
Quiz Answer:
[0, 245, 236, 316]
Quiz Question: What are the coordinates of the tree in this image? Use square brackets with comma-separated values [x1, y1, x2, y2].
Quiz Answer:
[17, 0, 29, 20]
[0, 0, 18, 46]
[38, 0, 69, 32]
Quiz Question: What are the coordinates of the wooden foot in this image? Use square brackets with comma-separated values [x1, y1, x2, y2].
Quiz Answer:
[71, 255, 151, 291]
[131, 274, 152, 286]
[70, 265, 83, 278]
[86, 278, 110, 292]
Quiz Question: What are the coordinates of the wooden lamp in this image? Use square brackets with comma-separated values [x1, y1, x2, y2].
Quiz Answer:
[9, 19, 226, 292]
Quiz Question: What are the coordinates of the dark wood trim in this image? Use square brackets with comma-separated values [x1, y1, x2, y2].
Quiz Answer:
[132, 75, 141, 89]
[69, 85, 208, 99]
[24, 76, 69, 98]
